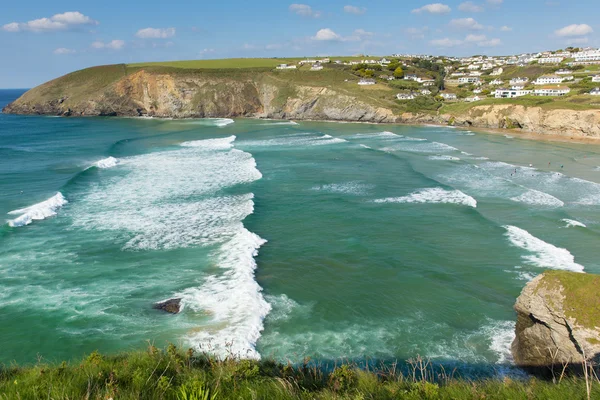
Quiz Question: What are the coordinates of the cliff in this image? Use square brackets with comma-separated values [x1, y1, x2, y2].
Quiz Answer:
[4, 64, 600, 139]
[512, 270, 600, 368]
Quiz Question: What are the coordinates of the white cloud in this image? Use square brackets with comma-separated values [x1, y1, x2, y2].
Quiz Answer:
[477, 38, 501, 47]
[430, 38, 463, 47]
[404, 27, 429, 39]
[555, 24, 593, 37]
[449, 18, 484, 30]
[458, 2, 484, 12]
[412, 3, 451, 14]
[500, 25, 512, 31]
[343, 5, 366, 15]
[199, 48, 215, 57]
[289, 4, 322, 18]
[53, 47, 76, 55]
[135, 27, 175, 39]
[312, 28, 341, 41]
[265, 43, 283, 50]
[465, 34, 487, 42]
[91, 40, 125, 50]
[2, 11, 98, 33]
[486, 0, 503, 4]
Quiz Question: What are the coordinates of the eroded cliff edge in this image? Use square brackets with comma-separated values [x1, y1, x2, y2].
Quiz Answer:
[4, 64, 600, 139]
[512, 270, 600, 369]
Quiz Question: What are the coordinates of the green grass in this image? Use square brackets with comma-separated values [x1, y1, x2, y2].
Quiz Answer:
[128, 58, 296, 70]
[1, 346, 598, 400]
[538, 271, 600, 330]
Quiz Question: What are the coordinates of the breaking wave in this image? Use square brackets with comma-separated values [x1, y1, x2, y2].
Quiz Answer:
[562, 219, 587, 228]
[504, 225, 584, 272]
[95, 157, 119, 169]
[7, 193, 68, 227]
[375, 188, 477, 208]
[510, 189, 564, 208]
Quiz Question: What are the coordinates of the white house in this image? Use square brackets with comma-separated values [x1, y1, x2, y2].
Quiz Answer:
[491, 68, 504, 76]
[510, 77, 529, 85]
[464, 96, 482, 102]
[396, 93, 415, 100]
[451, 72, 466, 77]
[404, 74, 418, 81]
[458, 77, 481, 84]
[310, 64, 323, 71]
[473, 88, 483, 94]
[276, 64, 297, 70]
[494, 88, 532, 98]
[556, 69, 573, 75]
[482, 62, 494, 70]
[592, 75, 600, 83]
[423, 81, 436, 87]
[440, 93, 457, 100]
[533, 75, 564, 85]
[470, 71, 483, 77]
[358, 78, 376, 85]
[511, 83, 527, 90]
[590, 88, 600, 96]
[298, 59, 318, 65]
[468, 64, 481, 70]
[421, 89, 432, 95]
[538, 57, 564, 64]
[574, 50, 600, 62]
[533, 86, 571, 96]
[490, 79, 504, 85]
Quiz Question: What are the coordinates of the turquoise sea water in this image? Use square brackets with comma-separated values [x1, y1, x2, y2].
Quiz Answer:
[1, 89, 600, 372]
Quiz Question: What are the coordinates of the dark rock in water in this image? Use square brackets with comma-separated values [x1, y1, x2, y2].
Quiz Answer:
[153, 298, 182, 314]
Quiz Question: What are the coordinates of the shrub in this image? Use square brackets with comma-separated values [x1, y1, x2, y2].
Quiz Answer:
[329, 365, 358, 393]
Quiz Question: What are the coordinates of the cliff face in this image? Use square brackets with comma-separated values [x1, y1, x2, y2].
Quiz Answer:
[4, 66, 600, 139]
[3, 69, 396, 123]
[511, 270, 600, 368]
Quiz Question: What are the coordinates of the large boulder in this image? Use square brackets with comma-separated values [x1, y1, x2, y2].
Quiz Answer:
[153, 298, 182, 314]
[512, 270, 600, 368]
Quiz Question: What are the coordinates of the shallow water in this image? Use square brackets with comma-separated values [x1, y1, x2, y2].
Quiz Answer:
[1, 90, 599, 373]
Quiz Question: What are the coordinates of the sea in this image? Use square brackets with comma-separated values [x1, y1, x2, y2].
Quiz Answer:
[1, 89, 599, 374]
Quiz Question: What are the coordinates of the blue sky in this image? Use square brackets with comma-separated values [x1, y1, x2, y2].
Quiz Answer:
[1, 0, 598, 88]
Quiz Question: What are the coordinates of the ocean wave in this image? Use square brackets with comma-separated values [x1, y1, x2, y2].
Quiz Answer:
[382, 140, 458, 154]
[183, 118, 235, 127]
[504, 225, 584, 272]
[260, 121, 298, 126]
[95, 156, 119, 169]
[240, 133, 347, 148]
[429, 155, 461, 161]
[510, 189, 564, 208]
[562, 219, 587, 228]
[180, 135, 236, 150]
[374, 188, 477, 208]
[182, 228, 269, 359]
[311, 182, 375, 196]
[7, 193, 68, 227]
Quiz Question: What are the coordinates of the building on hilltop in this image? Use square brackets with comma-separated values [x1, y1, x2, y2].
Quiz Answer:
[458, 77, 481, 84]
[537, 56, 565, 64]
[589, 88, 600, 96]
[509, 77, 529, 85]
[533, 86, 571, 96]
[533, 75, 564, 85]
[592, 75, 600, 82]
[440, 93, 457, 100]
[490, 68, 504, 76]
[310, 63, 323, 71]
[276, 64, 297, 70]
[396, 93, 416, 100]
[494, 88, 533, 98]
[358, 78, 376, 85]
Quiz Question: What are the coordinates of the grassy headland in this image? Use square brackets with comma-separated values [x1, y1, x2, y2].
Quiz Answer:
[1, 345, 598, 399]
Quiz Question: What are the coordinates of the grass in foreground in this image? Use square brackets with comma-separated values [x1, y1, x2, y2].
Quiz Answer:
[1, 345, 599, 399]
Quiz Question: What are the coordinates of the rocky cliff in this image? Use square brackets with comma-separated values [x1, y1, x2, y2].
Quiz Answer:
[512, 270, 600, 368]
[3, 67, 396, 123]
[4, 65, 600, 139]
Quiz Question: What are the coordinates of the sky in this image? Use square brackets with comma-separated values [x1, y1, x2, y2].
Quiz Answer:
[1, 0, 598, 88]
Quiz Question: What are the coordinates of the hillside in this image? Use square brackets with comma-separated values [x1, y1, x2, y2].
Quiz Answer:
[4, 58, 600, 139]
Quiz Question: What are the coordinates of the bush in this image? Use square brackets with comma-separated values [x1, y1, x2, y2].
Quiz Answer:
[329, 365, 358, 393]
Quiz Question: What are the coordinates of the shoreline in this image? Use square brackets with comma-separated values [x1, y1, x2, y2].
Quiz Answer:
[6, 110, 600, 145]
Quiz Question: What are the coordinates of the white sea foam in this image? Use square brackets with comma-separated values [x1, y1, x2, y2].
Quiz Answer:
[382, 140, 458, 154]
[429, 155, 461, 161]
[562, 219, 587, 228]
[479, 320, 515, 365]
[241, 133, 346, 148]
[504, 135, 514, 139]
[359, 144, 372, 149]
[504, 225, 584, 272]
[311, 182, 374, 196]
[510, 189, 564, 208]
[95, 157, 119, 169]
[7, 193, 68, 227]
[68, 135, 268, 358]
[375, 188, 477, 208]
[182, 228, 269, 359]
[260, 121, 298, 126]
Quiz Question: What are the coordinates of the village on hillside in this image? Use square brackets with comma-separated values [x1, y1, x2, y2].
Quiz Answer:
[274, 47, 600, 106]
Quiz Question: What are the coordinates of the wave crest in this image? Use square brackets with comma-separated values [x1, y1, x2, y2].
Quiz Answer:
[375, 188, 477, 208]
[7, 193, 67, 227]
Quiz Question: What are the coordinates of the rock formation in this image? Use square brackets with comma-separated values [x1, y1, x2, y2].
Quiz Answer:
[153, 298, 182, 314]
[512, 270, 600, 368]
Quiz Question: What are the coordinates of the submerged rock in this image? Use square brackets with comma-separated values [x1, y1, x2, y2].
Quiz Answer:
[153, 298, 182, 314]
[512, 270, 600, 368]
